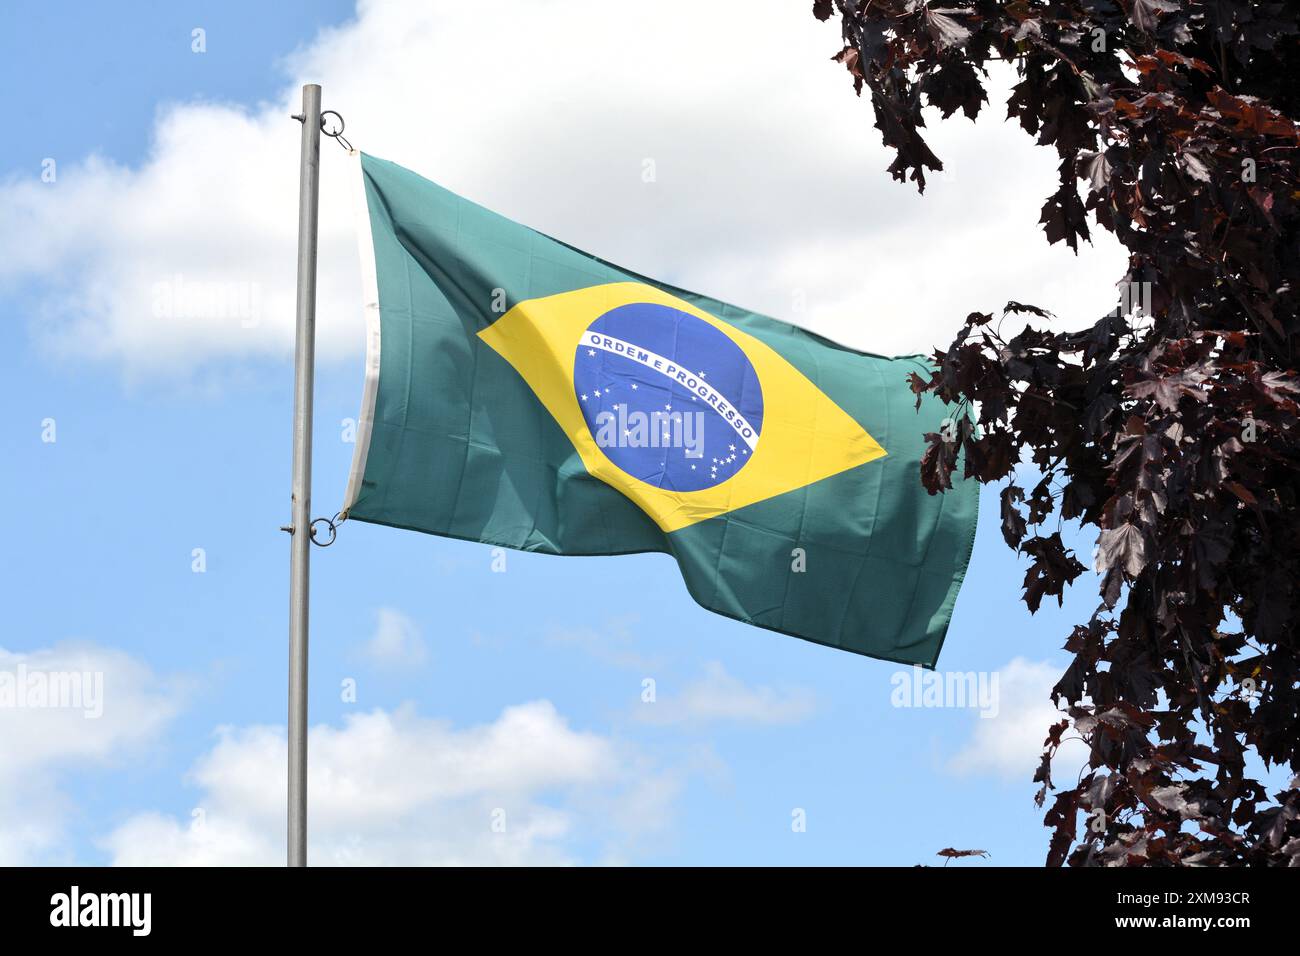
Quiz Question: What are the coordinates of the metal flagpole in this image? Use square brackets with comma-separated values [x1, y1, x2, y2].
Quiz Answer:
[287, 82, 322, 868]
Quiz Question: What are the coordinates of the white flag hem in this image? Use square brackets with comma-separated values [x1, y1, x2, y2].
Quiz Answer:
[341, 150, 383, 517]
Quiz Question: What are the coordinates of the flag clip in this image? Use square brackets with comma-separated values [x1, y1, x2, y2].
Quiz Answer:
[308, 512, 345, 548]
[319, 110, 352, 151]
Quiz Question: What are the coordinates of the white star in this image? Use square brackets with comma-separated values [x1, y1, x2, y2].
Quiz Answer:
[594, 389, 601, 397]
[631, 383, 639, 390]
[664, 404, 672, 410]
[690, 464, 696, 470]
[698, 371, 707, 378]
[580, 394, 587, 401]
[587, 349, 596, 357]
[729, 444, 736, 452]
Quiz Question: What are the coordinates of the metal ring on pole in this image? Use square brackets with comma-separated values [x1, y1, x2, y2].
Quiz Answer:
[308, 512, 344, 547]
[320, 111, 353, 151]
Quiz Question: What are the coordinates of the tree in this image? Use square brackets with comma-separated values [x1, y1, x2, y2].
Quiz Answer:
[813, 0, 1300, 865]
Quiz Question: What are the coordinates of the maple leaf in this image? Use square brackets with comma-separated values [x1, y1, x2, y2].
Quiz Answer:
[1096, 524, 1149, 577]
[1040, 178, 1091, 251]
[1129, 0, 1180, 34]
[1021, 534, 1087, 612]
[1126, 368, 1209, 410]
[1078, 149, 1112, 190]
[924, 8, 973, 49]
[936, 847, 990, 865]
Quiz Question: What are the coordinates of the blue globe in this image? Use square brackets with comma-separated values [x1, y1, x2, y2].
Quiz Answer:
[573, 302, 764, 492]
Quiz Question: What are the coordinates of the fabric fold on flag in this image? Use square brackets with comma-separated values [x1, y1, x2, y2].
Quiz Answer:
[342, 151, 978, 667]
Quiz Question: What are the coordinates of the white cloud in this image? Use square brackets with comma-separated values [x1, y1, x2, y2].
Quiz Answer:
[102, 700, 678, 865]
[947, 657, 1086, 779]
[0, 0, 1127, 378]
[636, 661, 815, 727]
[0, 643, 184, 865]
[359, 607, 427, 669]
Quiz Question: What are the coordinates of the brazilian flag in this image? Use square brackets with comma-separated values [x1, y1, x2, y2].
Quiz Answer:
[341, 153, 978, 666]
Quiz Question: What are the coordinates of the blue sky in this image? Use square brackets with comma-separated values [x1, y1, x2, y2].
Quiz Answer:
[0, 1, 1123, 865]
